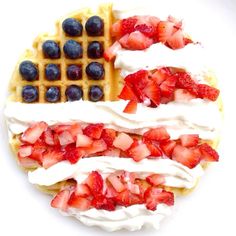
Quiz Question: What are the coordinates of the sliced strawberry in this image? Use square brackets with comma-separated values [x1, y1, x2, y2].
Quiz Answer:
[18, 156, 40, 169]
[105, 181, 119, 198]
[184, 37, 193, 45]
[107, 174, 126, 193]
[69, 123, 83, 139]
[174, 89, 197, 101]
[51, 189, 70, 211]
[104, 41, 122, 61]
[58, 131, 74, 146]
[51, 124, 72, 133]
[167, 29, 185, 49]
[118, 34, 130, 48]
[113, 132, 134, 151]
[197, 84, 220, 101]
[102, 148, 121, 157]
[172, 145, 201, 168]
[151, 67, 172, 85]
[18, 145, 32, 158]
[146, 174, 165, 186]
[135, 24, 155, 37]
[129, 143, 151, 162]
[42, 149, 64, 169]
[101, 128, 117, 147]
[115, 190, 142, 207]
[68, 193, 91, 211]
[160, 75, 177, 97]
[30, 139, 47, 163]
[121, 17, 138, 35]
[123, 100, 138, 114]
[86, 171, 103, 195]
[64, 145, 85, 164]
[167, 16, 182, 28]
[21, 122, 48, 144]
[91, 195, 116, 211]
[83, 123, 104, 139]
[160, 140, 176, 157]
[111, 20, 122, 37]
[142, 80, 161, 106]
[145, 142, 162, 158]
[198, 143, 219, 162]
[43, 128, 55, 146]
[75, 184, 91, 197]
[143, 127, 170, 142]
[157, 21, 176, 42]
[179, 134, 199, 147]
[86, 139, 107, 154]
[118, 84, 139, 101]
[76, 134, 93, 147]
[135, 179, 151, 197]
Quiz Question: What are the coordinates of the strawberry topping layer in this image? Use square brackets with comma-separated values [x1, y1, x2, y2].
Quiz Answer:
[18, 123, 219, 170]
[104, 15, 193, 61]
[51, 170, 174, 212]
[118, 68, 220, 113]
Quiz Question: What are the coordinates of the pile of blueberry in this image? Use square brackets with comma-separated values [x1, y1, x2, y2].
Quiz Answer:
[19, 16, 105, 103]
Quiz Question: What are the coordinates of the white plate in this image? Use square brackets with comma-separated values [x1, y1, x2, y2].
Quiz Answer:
[0, 0, 235, 235]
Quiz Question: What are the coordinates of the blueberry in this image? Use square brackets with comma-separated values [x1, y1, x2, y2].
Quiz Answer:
[19, 61, 38, 81]
[42, 40, 61, 59]
[86, 62, 104, 80]
[45, 86, 60, 102]
[62, 18, 83, 36]
[45, 64, 60, 81]
[67, 65, 82, 80]
[87, 41, 104, 58]
[85, 16, 104, 36]
[89, 86, 104, 102]
[22, 85, 38, 103]
[63, 40, 83, 59]
[65, 85, 83, 101]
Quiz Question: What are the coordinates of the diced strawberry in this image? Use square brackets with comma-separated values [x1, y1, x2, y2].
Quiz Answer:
[18, 145, 32, 158]
[121, 171, 138, 184]
[68, 193, 91, 211]
[42, 149, 64, 168]
[172, 145, 201, 168]
[151, 67, 172, 85]
[184, 37, 193, 45]
[64, 145, 85, 164]
[118, 34, 130, 48]
[102, 148, 121, 157]
[129, 143, 151, 162]
[160, 76, 177, 97]
[43, 128, 55, 146]
[146, 174, 165, 186]
[113, 133, 134, 151]
[125, 70, 149, 86]
[144, 127, 170, 142]
[198, 143, 219, 162]
[118, 84, 139, 101]
[197, 84, 220, 101]
[160, 140, 176, 157]
[86, 139, 107, 154]
[58, 131, 74, 146]
[75, 184, 91, 197]
[51, 124, 72, 133]
[86, 171, 104, 195]
[115, 190, 142, 207]
[174, 89, 197, 101]
[69, 123, 83, 139]
[51, 189, 70, 211]
[123, 100, 138, 114]
[179, 134, 199, 147]
[105, 182, 119, 198]
[18, 156, 40, 169]
[135, 24, 155, 37]
[127, 183, 140, 195]
[157, 21, 176, 42]
[91, 195, 116, 211]
[167, 29, 185, 49]
[111, 20, 122, 37]
[142, 80, 161, 106]
[167, 16, 182, 28]
[121, 17, 138, 35]
[30, 139, 47, 163]
[101, 129, 117, 147]
[21, 122, 48, 144]
[107, 174, 126, 193]
[104, 41, 122, 61]
[135, 179, 151, 197]
[83, 123, 104, 139]
[76, 134, 92, 147]
[145, 142, 162, 158]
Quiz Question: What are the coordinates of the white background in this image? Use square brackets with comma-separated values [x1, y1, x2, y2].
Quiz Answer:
[0, 0, 236, 235]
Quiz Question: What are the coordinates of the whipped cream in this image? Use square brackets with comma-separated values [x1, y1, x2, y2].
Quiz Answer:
[4, 99, 221, 140]
[28, 157, 203, 189]
[115, 43, 210, 78]
[61, 204, 172, 231]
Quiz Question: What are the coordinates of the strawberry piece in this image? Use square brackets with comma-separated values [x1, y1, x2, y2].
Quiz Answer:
[101, 128, 117, 147]
[68, 193, 91, 211]
[157, 21, 176, 42]
[51, 124, 72, 133]
[118, 84, 139, 101]
[76, 134, 92, 147]
[198, 143, 219, 162]
[123, 100, 138, 114]
[129, 143, 151, 162]
[21, 122, 48, 144]
[146, 174, 165, 186]
[43, 128, 55, 146]
[135, 179, 151, 197]
[167, 29, 185, 49]
[160, 75, 177, 97]
[91, 195, 116, 211]
[30, 139, 47, 163]
[86, 171, 103, 195]
[113, 133, 134, 151]
[115, 190, 142, 207]
[184, 37, 193, 45]
[83, 123, 104, 139]
[167, 16, 182, 28]
[58, 131, 74, 146]
[175, 72, 198, 95]
[111, 20, 122, 37]
[69, 123, 83, 139]
[18, 156, 40, 169]
[107, 174, 126, 193]
[102, 148, 121, 157]
[105, 182, 119, 198]
[142, 80, 161, 106]
[75, 184, 91, 197]
[197, 84, 220, 101]
[51, 189, 70, 211]
[18, 145, 32, 158]
[42, 149, 64, 169]
[172, 145, 201, 168]
[160, 140, 176, 157]
[118, 34, 130, 48]
[179, 134, 199, 147]
[145, 142, 162, 158]
[135, 24, 155, 37]
[174, 89, 197, 101]
[121, 17, 138, 35]
[143, 127, 170, 142]
[104, 41, 122, 61]
[64, 145, 85, 164]
[86, 139, 107, 154]
[151, 67, 172, 85]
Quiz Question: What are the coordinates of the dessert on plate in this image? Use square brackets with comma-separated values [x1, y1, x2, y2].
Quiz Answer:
[4, 2, 222, 232]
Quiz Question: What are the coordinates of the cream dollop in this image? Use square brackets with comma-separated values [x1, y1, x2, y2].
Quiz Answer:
[4, 100, 221, 140]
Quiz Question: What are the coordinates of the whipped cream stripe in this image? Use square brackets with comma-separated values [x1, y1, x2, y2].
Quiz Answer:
[4, 99, 221, 140]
